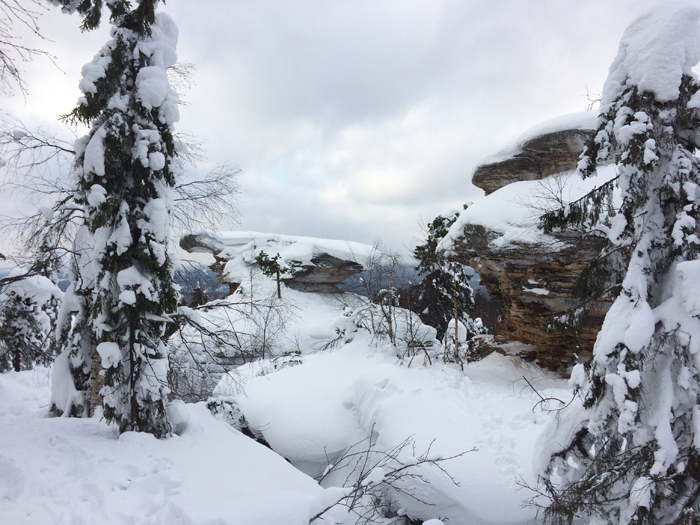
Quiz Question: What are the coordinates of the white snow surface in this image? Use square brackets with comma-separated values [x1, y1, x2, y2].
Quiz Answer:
[3, 273, 574, 524]
[478, 111, 598, 166]
[440, 164, 618, 252]
[0, 368, 328, 525]
[209, 282, 571, 524]
[226, 345, 568, 524]
[602, 2, 700, 104]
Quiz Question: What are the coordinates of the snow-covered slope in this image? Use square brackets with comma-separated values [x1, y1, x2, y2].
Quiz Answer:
[0, 369, 326, 525]
[3, 272, 575, 524]
[222, 346, 568, 524]
[209, 280, 573, 524]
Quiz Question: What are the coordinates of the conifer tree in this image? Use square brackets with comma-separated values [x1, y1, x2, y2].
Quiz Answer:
[0, 271, 62, 372]
[539, 5, 700, 523]
[49, 0, 180, 436]
[413, 211, 484, 343]
[255, 251, 299, 299]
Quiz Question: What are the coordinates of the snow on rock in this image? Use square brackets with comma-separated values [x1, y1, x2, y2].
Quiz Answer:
[0, 369, 327, 525]
[440, 164, 618, 252]
[183, 230, 373, 268]
[602, 3, 700, 104]
[478, 111, 599, 167]
[180, 230, 373, 292]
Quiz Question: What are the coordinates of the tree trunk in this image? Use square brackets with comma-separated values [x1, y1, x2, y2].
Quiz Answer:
[129, 325, 138, 430]
[454, 270, 460, 365]
[12, 348, 20, 372]
[276, 268, 281, 299]
[89, 339, 103, 416]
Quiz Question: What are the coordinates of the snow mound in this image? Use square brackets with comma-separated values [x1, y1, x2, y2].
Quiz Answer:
[602, 3, 700, 103]
[440, 164, 618, 252]
[0, 369, 331, 525]
[222, 341, 570, 525]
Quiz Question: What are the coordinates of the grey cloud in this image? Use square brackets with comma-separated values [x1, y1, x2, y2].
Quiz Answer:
[3, 0, 666, 256]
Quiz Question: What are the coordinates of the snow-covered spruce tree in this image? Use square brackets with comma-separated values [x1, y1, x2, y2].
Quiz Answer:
[50, 0, 180, 436]
[0, 273, 62, 372]
[539, 5, 700, 523]
[413, 211, 485, 346]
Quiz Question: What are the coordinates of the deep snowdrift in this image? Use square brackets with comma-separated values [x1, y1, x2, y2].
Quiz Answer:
[0, 368, 325, 525]
[2, 277, 574, 524]
[209, 281, 573, 524]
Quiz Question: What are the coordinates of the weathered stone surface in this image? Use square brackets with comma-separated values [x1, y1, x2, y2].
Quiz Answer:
[179, 232, 365, 294]
[284, 254, 363, 294]
[450, 223, 612, 372]
[467, 334, 539, 362]
[472, 129, 594, 195]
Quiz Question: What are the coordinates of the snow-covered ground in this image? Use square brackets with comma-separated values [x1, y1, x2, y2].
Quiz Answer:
[221, 342, 570, 524]
[0, 368, 326, 525]
[1, 278, 575, 524]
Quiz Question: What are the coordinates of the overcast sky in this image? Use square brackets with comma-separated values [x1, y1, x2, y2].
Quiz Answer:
[4, 0, 666, 256]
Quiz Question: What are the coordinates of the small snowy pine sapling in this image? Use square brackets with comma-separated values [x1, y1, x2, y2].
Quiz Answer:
[255, 251, 299, 299]
[414, 211, 486, 347]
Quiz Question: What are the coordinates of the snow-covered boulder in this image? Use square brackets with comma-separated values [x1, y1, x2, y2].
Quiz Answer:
[180, 231, 373, 294]
[472, 111, 597, 195]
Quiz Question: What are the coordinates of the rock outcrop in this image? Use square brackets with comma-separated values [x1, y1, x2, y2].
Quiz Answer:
[472, 128, 595, 195]
[180, 231, 370, 294]
[445, 112, 612, 372]
[452, 224, 612, 371]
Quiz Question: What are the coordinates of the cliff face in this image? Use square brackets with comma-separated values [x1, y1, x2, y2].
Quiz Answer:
[472, 129, 594, 195]
[451, 225, 611, 371]
[445, 112, 612, 372]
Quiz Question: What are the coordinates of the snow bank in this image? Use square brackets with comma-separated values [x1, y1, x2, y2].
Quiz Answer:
[223, 339, 570, 525]
[0, 369, 331, 525]
[440, 164, 618, 252]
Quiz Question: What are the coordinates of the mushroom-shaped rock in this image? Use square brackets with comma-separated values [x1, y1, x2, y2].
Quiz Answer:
[179, 231, 372, 294]
[472, 112, 598, 195]
[440, 112, 617, 372]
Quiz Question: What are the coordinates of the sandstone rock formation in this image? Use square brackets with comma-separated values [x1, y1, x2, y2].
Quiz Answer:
[472, 128, 595, 195]
[180, 231, 369, 294]
[444, 112, 613, 372]
[451, 224, 611, 371]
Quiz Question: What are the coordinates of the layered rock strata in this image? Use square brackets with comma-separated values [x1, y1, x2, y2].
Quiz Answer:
[180, 231, 368, 294]
[472, 128, 595, 195]
[452, 224, 611, 371]
[446, 112, 612, 371]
